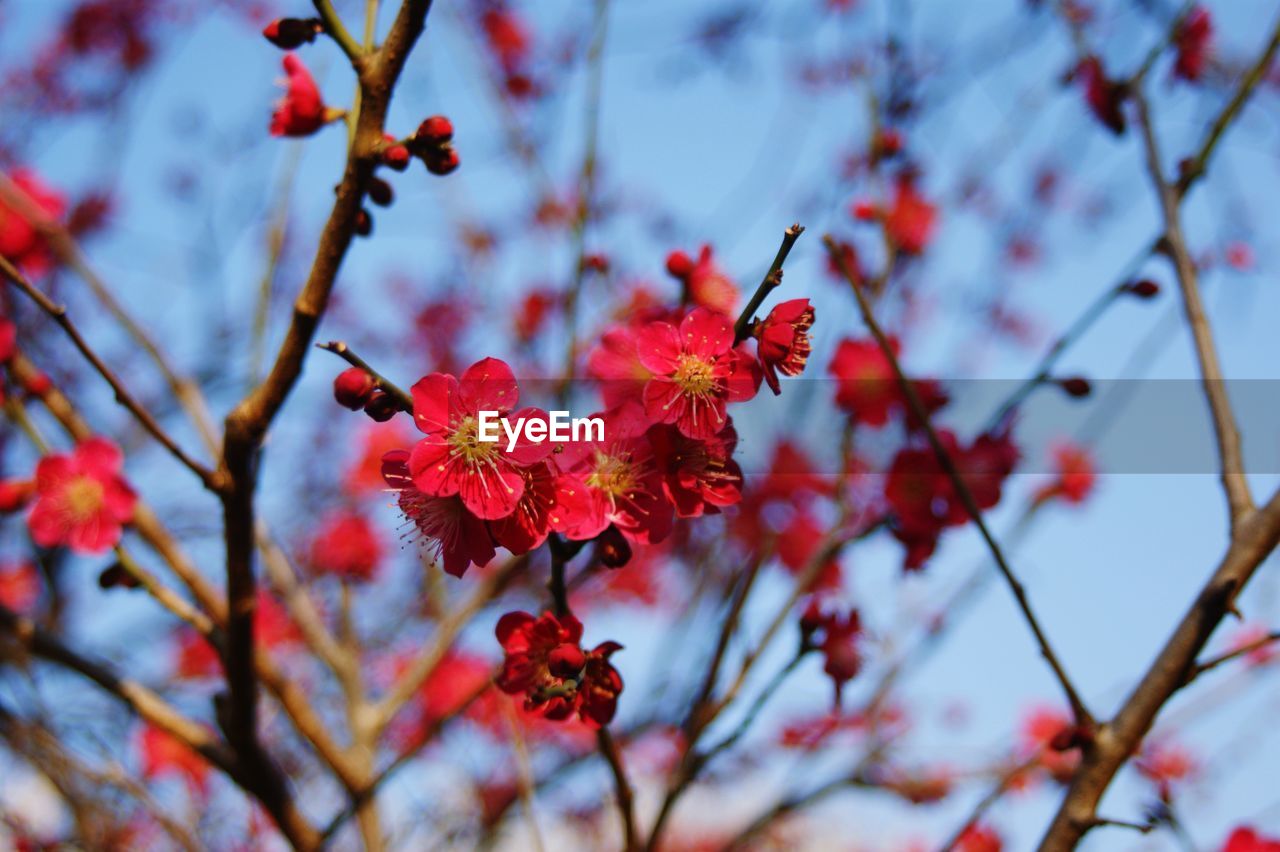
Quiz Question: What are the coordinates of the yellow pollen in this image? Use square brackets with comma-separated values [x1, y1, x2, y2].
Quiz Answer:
[586, 452, 636, 498]
[447, 415, 500, 464]
[62, 476, 105, 521]
[673, 354, 717, 396]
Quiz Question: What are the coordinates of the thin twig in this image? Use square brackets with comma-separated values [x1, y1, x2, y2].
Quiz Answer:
[597, 728, 640, 851]
[733, 223, 805, 343]
[316, 340, 413, 410]
[825, 234, 1094, 728]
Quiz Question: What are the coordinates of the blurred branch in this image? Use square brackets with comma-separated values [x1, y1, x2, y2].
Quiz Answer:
[825, 234, 1094, 728]
[314, 0, 365, 63]
[1185, 630, 1280, 684]
[0, 254, 221, 490]
[597, 727, 639, 851]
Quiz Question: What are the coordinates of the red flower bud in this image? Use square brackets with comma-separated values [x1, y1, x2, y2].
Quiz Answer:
[368, 177, 394, 208]
[664, 250, 694, 279]
[263, 18, 322, 50]
[363, 391, 400, 422]
[383, 140, 411, 171]
[1058, 376, 1092, 398]
[595, 525, 632, 568]
[98, 562, 142, 590]
[333, 368, 376, 410]
[355, 208, 373, 237]
[0, 479, 34, 513]
[547, 643, 587, 679]
[416, 115, 454, 146]
[1126, 279, 1160, 298]
[424, 148, 460, 176]
[875, 127, 903, 156]
[23, 370, 52, 397]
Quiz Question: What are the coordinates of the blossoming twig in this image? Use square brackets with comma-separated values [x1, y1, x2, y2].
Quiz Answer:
[316, 340, 413, 410]
[0, 254, 221, 492]
[732, 222, 805, 344]
[824, 233, 1094, 729]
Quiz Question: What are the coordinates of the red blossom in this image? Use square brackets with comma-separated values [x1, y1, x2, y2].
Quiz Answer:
[172, 628, 221, 680]
[551, 405, 673, 545]
[26, 437, 137, 554]
[1018, 705, 1080, 783]
[495, 610, 624, 727]
[138, 724, 209, 797]
[1077, 56, 1126, 135]
[648, 421, 743, 518]
[408, 357, 551, 520]
[1136, 739, 1197, 799]
[1223, 827, 1280, 852]
[828, 336, 945, 429]
[0, 169, 67, 277]
[490, 461, 557, 554]
[383, 449, 495, 577]
[754, 298, 814, 395]
[801, 599, 863, 704]
[637, 307, 760, 440]
[0, 562, 40, 613]
[1174, 7, 1213, 82]
[956, 824, 1003, 852]
[309, 511, 383, 583]
[684, 245, 740, 315]
[587, 324, 657, 409]
[270, 53, 332, 138]
[883, 177, 938, 255]
[1033, 442, 1096, 506]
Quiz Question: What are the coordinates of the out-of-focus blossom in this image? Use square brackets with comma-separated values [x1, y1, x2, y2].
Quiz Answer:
[27, 437, 136, 554]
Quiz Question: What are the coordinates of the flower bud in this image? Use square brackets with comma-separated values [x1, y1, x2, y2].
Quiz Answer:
[1057, 376, 1092, 398]
[424, 148, 460, 176]
[363, 391, 400, 422]
[263, 17, 322, 50]
[595, 526, 631, 568]
[333, 368, 376, 410]
[382, 136, 411, 171]
[851, 200, 879, 221]
[98, 562, 142, 590]
[355, 208, 373, 237]
[368, 177, 394, 208]
[22, 370, 52, 397]
[547, 643, 586, 679]
[1125, 279, 1160, 299]
[416, 115, 454, 146]
[664, 250, 694, 279]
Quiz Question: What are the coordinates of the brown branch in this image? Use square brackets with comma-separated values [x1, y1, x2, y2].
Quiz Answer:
[1134, 91, 1253, 526]
[1038, 488, 1280, 850]
[216, 0, 437, 822]
[1186, 630, 1280, 682]
[825, 234, 1094, 727]
[733, 223, 805, 343]
[0, 254, 220, 491]
[597, 727, 640, 852]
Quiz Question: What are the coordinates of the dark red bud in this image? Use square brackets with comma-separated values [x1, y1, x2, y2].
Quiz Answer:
[98, 562, 142, 590]
[383, 142, 411, 171]
[333, 368, 376, 410]
[799, 599, 826, 637]
[363, 391, 400, 422]
[263, 18, 322, 50]
[595, 526, 632, 568]
[355, 208, 373, 237]
[547, 643, 587, 679]
[1126, 279, 1160, 298]
[368, 177, 394, 207]
[416, 115, 454, 146]
[424, 148, 460, 176]
[664, 250, 694, 279]
[1058, 376, 1092, 398]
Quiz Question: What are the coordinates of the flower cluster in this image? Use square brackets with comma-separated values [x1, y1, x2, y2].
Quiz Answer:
[495, 610, 622, 727]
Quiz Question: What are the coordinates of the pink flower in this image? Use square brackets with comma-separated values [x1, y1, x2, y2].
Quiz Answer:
[648, 421, 742, 518]
[309, 511, 383, 582]
[637, 308, 760, 439]
[1033, 442, 1096, 506]
[383, 450, 496, 577]
[1223, 827, 1280, 852]
[495, 610, 624, 727]
[408, 357, 550, 520]
[754, 298, 814, 395]
[884, 177, 937, 254]
[27, 438, 136, 554]
[270, 54, 331, 137]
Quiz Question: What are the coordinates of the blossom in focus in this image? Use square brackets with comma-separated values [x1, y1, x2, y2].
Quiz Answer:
[309, 511, 383, 582]
[495, 610, 624, 727]
[27, 437, 136, 554]
[637, 307, 760, 439]
[270, 53, 335, 137]
[383, 449, 495, 577]
[754, 298, 814, 395]
[408, 357, 551, 520]
[648, 421, 743, 518]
